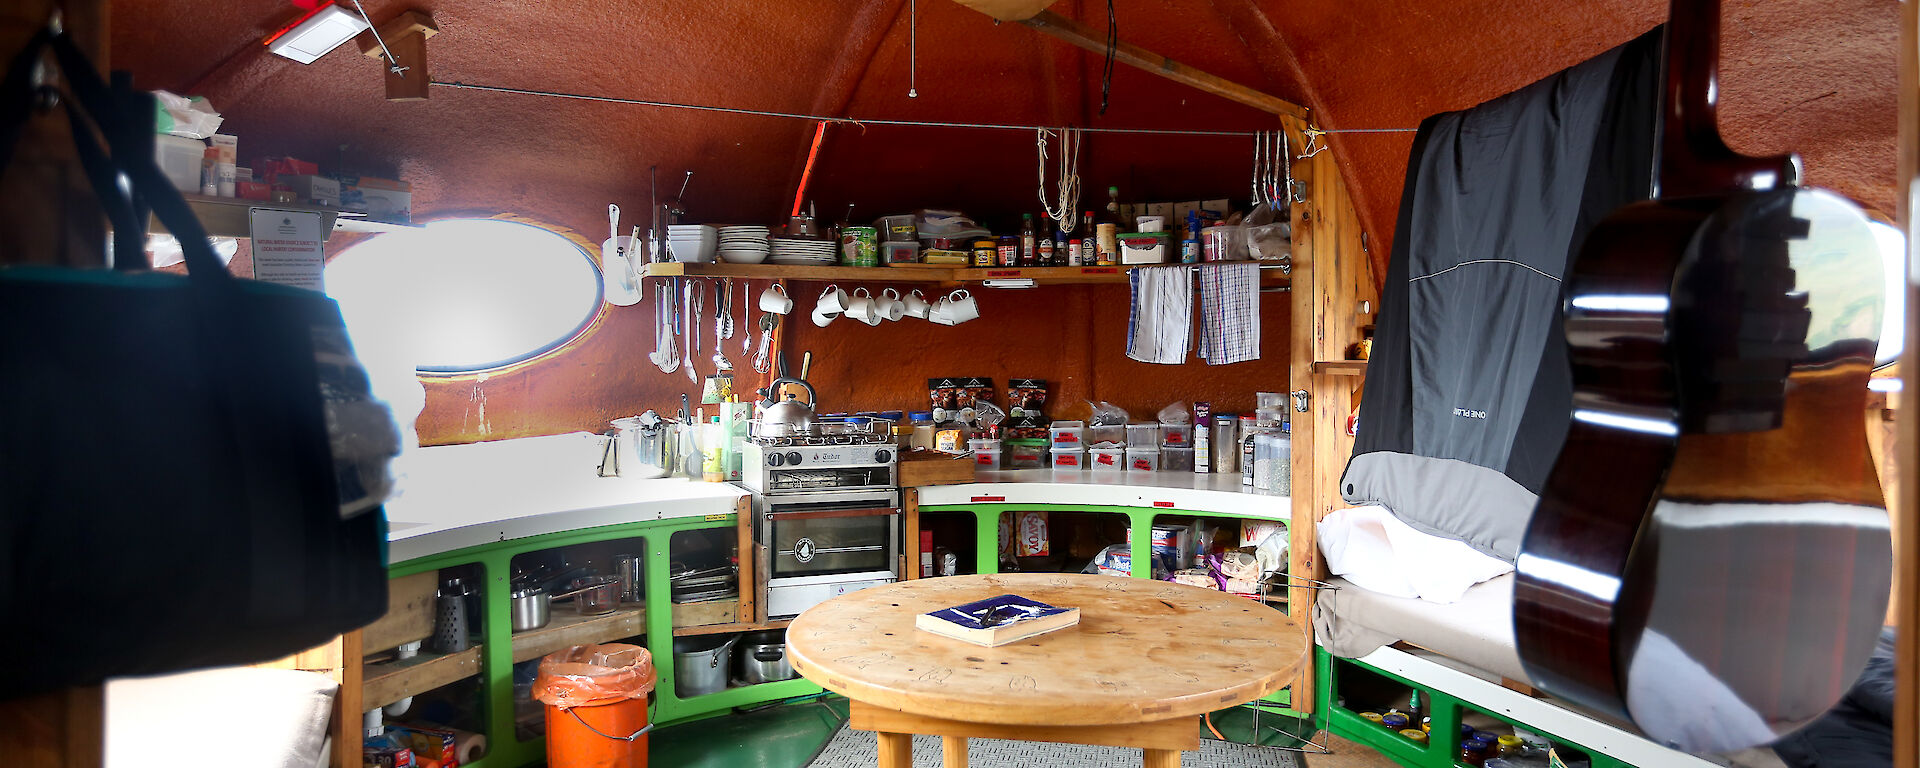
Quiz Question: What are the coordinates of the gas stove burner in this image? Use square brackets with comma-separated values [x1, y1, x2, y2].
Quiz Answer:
[748, 417, 893, 448]
[750, 432, 890, 448]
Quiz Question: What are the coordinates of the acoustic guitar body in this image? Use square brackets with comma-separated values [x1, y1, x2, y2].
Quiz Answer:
[1514, 187, 1891, 752]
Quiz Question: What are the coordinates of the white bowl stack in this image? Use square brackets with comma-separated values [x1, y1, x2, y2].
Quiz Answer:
[716, 226, 771, 264]
[769, 236, 837, 265]
[666, 225, 717, 263]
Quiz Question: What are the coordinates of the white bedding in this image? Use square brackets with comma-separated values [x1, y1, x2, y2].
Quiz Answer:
[108, 667, 337, 768]
[1317, 504, 1512, 604]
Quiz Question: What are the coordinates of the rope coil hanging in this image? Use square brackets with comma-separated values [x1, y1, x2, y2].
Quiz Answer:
[1037, 127, 1083, 231]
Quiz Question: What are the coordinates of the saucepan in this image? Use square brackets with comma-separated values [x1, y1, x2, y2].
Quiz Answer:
[509, 577, 624, 633]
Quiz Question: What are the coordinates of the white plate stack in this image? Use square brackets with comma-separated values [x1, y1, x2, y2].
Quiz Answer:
[666, 225, 717, 263]
[769, 236, 837, 265]
[716, 226, 771, 264]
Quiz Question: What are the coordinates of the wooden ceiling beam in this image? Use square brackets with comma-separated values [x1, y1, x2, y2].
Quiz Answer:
[1004, 8, 1309, 120]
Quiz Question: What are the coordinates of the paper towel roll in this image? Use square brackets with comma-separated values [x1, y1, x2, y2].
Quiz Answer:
[454, 729, 487, 763]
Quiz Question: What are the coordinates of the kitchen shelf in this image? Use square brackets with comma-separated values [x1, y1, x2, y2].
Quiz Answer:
[639, 262, 955, 283]
[670, 598, 740, 629]
[1311, 360, 1369, 376]
[150, 193, 353, 241]
[671, 618, 793, 638]
[510, 603, 647, 663]
[639, 261, 1292, 286]
[361, 645, 483, 709]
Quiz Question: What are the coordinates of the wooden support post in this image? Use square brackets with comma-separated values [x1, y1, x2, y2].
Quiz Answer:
[735, 494, 759, 624]
[0, 686, 104, 768]
[942, 735, 968, 767]
[877, 731, 914, 768]
[357, 10, 437, 102]
[1, 0, 107, 268]
[904, 487, 922, 580]
[1893, 0, 1916, 759]
[1008, 9, 1309, 120]
[332, 631, 363, 768]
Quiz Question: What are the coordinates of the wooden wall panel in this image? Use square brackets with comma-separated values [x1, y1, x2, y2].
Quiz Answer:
[1283, 113, 1379, 717]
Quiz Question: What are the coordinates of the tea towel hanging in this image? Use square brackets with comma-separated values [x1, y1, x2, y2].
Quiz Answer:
[1197, 263, 1260, 364]
[1126, 265, 1191, 364]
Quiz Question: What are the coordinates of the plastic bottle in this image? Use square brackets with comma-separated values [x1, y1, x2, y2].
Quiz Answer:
[1182, 210, 1202, 263]
[1020, 213, 1038, 267]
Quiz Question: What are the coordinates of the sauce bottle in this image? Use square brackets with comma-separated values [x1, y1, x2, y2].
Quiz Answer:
[1075, 211, 1095, 266]
[1095, 186, 1121, 266]
[1019, 213, 1038, 267]
[1038, 221, 1056, 265]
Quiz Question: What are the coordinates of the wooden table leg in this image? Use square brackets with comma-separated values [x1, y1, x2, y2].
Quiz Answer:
[1142, 748, 1181, 768]
[877, 731, 913, 768]
[943, 735, 967, 767]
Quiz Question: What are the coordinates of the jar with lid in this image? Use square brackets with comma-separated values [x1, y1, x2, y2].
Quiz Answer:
[972, 239, 998, 267]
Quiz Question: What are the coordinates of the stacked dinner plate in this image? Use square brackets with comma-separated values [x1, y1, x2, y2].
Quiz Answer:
[768, 236, 837, 265]
[716, 225, 771, 264]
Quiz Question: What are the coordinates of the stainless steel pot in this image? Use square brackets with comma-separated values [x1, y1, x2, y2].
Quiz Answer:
[736, 630, 795, 684]
[673, 635, 738, 698]
[566, 576, 621, 616]
[509, 586, 550, 633]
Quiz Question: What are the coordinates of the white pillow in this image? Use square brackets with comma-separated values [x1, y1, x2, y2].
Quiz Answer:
[107, 666, 338, 768]
[1317, 504, 1513, 603]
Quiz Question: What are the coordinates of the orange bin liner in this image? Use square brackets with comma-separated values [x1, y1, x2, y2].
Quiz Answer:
[535, 643, 657, 768]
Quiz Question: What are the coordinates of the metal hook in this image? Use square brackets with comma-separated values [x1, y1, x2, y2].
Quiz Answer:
[1297, 127, 1329, 160]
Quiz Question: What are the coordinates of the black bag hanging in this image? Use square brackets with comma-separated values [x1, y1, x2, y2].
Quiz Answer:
[0, 24, 391, 697]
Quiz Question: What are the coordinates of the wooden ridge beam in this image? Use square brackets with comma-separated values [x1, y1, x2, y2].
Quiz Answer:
[1013, 9, 1309, 120]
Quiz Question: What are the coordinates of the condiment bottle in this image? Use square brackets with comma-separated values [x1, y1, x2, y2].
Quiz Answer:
[1019, 213, 1038, 266]
[1077, 211, 1096, 267]
[1095, 186, 1121, 265]
[1038, 221, 1057, 265]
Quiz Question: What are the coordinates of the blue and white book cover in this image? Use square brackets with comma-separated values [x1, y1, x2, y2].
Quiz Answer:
[924, 594, 1070, 630]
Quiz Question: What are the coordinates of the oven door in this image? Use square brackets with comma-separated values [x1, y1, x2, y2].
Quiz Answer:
[760, 490, 900, 580]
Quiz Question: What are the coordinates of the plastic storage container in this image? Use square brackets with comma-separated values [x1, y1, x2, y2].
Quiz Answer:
[1126, 423, 1161, 448]
[1161, 446, 1195, 473]
[1160, 421, 1192, 447]
[969, 438, 1002, 454]
[1005, 442, 1049, 470]
[1254, 431, 1291, 494]
[1088, 425, 1126, 447]
[973, 449, 1002, 470]
[1126, 448, 1161, 472]
[1048, 421, 1086, 450]
[882, 241, 920, 264]
[1051, 450, 1086, 472]
[1089, 447, 1125, 473]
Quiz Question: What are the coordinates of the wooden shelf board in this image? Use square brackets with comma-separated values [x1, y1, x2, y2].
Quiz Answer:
[640, 262, 954, 283]
[1310, 360, 1369, 376]
[638, 261, 1291, 287]
[152, 193, 361, 241]
[672, 619, 792, 637]
[361, 645, 482, 709]
[510, 603, 647, 663]
[670, 597, 740, 629]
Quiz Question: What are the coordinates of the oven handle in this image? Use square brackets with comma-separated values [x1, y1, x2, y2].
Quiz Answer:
[765, 506, 900, 521]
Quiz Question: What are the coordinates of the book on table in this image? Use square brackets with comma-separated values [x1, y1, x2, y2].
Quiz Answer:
[915, 594, 1081, 646]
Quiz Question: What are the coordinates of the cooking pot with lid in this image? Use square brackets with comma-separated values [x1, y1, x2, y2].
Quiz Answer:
[736, 630, 795, 684]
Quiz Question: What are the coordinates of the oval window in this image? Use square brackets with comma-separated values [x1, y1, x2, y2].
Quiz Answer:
[326, 219, 603, 373]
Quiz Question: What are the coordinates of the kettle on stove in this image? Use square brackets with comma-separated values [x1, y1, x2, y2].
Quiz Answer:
[755, 350, 817, 437]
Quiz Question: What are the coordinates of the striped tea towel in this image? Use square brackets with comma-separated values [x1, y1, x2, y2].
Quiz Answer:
[1126, 265, 1192, 364]
[1198, 262, 1260, 364]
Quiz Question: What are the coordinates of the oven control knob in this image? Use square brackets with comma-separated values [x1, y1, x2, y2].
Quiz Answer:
[784, 451, 803, 466]
[874, 449, 892, 464]
[766, 452, 784, 467]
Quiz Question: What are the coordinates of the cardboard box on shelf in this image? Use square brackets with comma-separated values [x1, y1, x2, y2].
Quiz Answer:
[338, 175, 412, 223]
[278, 174, 340, 207]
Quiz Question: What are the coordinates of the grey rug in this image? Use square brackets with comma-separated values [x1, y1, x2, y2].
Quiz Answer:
[806, 724, 1304, 767]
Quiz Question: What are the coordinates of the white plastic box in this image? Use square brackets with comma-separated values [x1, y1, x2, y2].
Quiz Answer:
[154, 134, 206, 192]
[1089, 447, 1125, 474]
[1088, 425, 1126, 447]
[1161, 446, 1195, 473]
[1160, 422, 1192, 447]
[969, 438, 1002, 454]
[1048, 421, 1086, 450]
[1051, 450, 1086, 472]
[1126, 423, 1161, 448]
[973, 449, 1001, 470]
[1126, 448, 1161, 472]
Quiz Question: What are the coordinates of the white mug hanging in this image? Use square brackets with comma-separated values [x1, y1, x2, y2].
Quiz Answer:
[816, 284, 849, 315]
[846, 287, 881, 326]
[879, 288, 907, 322]
[902, 289, 931, 319]
[758, 283, 794, 314]
[943, 289, 980, 324]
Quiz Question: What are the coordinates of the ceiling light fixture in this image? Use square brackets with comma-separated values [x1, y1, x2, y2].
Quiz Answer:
[263, 3, 370, 64]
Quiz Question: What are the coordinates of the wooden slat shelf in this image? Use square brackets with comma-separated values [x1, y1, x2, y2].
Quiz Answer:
[672, 618, 793, 637]
[639, 261, 1292, 286]
[361, 645, 483, 709]
[670, 597, 739, 629]
[510, 603, 648, 663]
[1310, 360, 1369, 376]
[640, 262, 954, 283]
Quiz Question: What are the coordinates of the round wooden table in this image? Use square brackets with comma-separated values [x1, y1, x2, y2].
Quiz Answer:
[787, 573, 1306, 767]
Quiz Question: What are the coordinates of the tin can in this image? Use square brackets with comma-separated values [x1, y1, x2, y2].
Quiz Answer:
[840, 226, 879, 267]
[1095, 223, 1119, 265]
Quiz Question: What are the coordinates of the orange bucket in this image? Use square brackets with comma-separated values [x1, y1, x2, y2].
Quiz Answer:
[535, 643, 657, 768]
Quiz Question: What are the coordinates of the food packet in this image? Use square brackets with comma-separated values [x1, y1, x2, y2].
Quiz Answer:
[1086, 400, 1130, 427]
[1006, 379, 1050, 427]
[1156, 401, 1192, 425]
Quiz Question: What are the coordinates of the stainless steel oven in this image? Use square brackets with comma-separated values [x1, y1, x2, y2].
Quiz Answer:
[754, 487, 900, 618]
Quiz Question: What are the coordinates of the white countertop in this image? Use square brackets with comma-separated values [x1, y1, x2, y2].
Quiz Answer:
[382, 433, 748, 564]
[916, 469, 1290, 520]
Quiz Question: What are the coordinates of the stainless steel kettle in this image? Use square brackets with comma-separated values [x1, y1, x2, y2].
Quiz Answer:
[755, 350, 817, 437]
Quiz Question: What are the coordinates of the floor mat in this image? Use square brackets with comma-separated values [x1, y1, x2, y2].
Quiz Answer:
[805, 724, 1305, 767]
